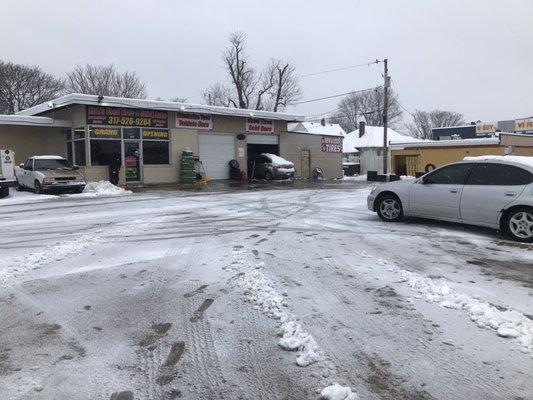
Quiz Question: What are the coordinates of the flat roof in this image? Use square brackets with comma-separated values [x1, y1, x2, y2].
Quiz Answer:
[389, 137, 500, 149]
[17, 93, 305, 122]
[0, 115, 72, 128]
[432, 125, 476, 130]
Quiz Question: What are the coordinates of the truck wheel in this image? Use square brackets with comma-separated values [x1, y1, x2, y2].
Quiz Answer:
[264, 171, 273, 181]
[15, 180, 24, 191]
[34, 181, 43, 194]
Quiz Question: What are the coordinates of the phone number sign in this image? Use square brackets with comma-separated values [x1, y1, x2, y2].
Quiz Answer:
[87, 106, 168, 128]
[321, 136, 342, 153]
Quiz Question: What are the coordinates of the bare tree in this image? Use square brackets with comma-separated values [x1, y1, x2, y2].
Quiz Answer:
[202, 83, 234, 107]
[65, 64, 147, 99]
[0, 61, 64, 114]
[404, 109, 465, 139]
[203, 32, 302, 111]
[328, 87, 402, 132]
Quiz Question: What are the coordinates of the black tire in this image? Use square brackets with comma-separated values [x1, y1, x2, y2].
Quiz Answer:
[15, 180, 24, 191]
[229, 159, 240, 169]
[503, 207, 533, 243]
[0, 186, 9, 199]
[376, 194, 403, 222]
[34, 180, 43, 194]
[264, 171, 273, 181]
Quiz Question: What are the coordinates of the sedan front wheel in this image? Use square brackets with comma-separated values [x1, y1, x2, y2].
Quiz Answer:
[505, 208, 533, 243]
[376, 195, 403, 222]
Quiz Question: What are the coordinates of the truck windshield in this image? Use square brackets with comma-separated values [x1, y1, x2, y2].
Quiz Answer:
[34, 159, 73, 170]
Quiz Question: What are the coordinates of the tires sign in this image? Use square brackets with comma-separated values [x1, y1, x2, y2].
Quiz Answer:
[321, 136, 342, 153]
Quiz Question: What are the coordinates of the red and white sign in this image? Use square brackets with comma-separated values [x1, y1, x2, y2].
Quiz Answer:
[246, 118, 274, 133]
[176, 113, 212, 130]
[321, 136, 342, 153]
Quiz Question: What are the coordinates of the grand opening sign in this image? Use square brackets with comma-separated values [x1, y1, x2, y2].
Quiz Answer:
[246, 118, 274, 133]
[87, 106, 168, 128]
[321, 136, 342, 153]
[176, 113, 212, 130]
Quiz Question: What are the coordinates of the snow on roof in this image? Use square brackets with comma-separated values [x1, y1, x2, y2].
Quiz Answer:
[343, 126, 419, 152]
[31, 155, 66, 159]
[262, 153, 294, 166]
[463, 155, 533, 170]
[17, 93, 305, 122]
[389, 137, 500, 149]
[287, 121, 346, 137]
[0, 115, 71, 128]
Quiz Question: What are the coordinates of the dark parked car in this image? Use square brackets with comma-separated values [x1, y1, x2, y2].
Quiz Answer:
[249, 153, 295, 180]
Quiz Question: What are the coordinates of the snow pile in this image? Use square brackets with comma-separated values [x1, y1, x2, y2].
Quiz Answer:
[342, 175, 367, 181]
[278, 320, 321, 367]
[82, 181, 132, 197]
[398, 269, 533, 353]
[320, 383, 359, 400]
[464, 155, 533, 169]
[235, 268, 322, 366]
[263, 153, 294, 167]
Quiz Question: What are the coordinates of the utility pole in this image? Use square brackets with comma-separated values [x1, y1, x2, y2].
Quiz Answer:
[382, 58, 389, 174]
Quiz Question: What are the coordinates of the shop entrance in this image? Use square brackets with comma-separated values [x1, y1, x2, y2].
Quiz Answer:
[124, 141, 141, 183]
[247, 143, 279, 178]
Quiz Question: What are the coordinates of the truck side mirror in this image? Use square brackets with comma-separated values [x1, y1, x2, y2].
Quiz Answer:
[19, 163, 24, 168]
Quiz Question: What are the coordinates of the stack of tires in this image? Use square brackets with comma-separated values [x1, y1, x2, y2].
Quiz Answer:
[229, 159, 241, 181]
[180, 150, 196, 184]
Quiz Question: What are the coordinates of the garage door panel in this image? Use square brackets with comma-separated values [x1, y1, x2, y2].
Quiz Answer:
[199, 134, 235, 180]
[247, 134, 279, 145]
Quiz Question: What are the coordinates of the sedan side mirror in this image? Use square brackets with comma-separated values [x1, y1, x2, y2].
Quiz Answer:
[73, 165, 80, 170]
[19, 163, 24, 168]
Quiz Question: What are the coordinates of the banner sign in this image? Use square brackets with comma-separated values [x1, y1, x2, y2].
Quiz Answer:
[142, 129, 169, 140]
[475, 122, 497, 135]
[246, 118, 274, 133]
[87, 106, 168, 128]
[176, 113, 212, 130]
[515, 118, 533, 132]
[322, 136, 342, 153]
[89, 127, 121, 139]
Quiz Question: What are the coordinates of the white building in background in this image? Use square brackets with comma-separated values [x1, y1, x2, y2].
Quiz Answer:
[343, 122, 419, 175]
[288, 120, 346, 137]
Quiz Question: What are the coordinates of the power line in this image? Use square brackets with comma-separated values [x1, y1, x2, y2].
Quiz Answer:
[293, 85, 382, 105]
[299, 60, 382, 78]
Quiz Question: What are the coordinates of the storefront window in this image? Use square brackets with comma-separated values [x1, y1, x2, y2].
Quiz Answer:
[66, 142, 73, 164]
[74, 128, 85, 139]
[74, 141, 86, 166]
[143, 141, 170, 164]
[90, 140, 121, 166]
[123, 127, 140, 140]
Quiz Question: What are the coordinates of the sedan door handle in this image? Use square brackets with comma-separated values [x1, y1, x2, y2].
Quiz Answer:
[449, 188, 458, 193]
[504, 191, 516, 197]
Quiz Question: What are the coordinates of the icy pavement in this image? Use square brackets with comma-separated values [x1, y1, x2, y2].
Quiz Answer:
[0, 183, 531, 399]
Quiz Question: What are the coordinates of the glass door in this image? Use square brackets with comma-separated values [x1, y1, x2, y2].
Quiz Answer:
[124, 141, 142, 183]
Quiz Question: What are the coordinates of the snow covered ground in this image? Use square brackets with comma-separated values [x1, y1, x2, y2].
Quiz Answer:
[0, 182, 531, 400]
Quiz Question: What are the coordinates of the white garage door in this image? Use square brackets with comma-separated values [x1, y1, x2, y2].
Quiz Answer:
[199, 134, 235, 180]
[247, 134, 279, 145]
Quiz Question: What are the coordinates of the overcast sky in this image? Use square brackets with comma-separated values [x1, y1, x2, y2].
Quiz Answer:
[2, 0, 532, 125]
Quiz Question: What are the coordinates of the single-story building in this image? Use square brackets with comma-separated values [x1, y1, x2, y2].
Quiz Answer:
[432, 117, 533, 140]
[1, 93, 344, 185]
[287, 120, 344, 179]
[389, 135, 533, 176]
[343, 121, 420, 174]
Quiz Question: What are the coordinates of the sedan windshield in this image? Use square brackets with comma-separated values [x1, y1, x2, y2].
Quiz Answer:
[34, 159, 73, 170]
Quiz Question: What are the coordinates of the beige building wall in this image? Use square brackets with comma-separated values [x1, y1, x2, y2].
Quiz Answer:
[279, 132, 343, 179]
[0, 125, 66, 164]
[391, 144, 533, 174]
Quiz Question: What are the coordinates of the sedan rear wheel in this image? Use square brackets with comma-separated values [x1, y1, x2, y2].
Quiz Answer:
[376, 195, 403, 222]
[506, 208, 533, 242]
[34, 180, 43, 194]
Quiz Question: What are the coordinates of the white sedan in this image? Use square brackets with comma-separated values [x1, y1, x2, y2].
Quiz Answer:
[367, 156, 533, 242]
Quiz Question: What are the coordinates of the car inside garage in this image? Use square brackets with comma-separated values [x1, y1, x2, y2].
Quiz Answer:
[246, 134, 279, 178]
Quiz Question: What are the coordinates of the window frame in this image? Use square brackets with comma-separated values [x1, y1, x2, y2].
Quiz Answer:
[466, 162, 533, 186]
[424, 163, 474, 185]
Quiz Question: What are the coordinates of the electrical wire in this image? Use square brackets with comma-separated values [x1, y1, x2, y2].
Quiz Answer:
[299, 59, 382, 78]
[293, 85, 382, 105]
